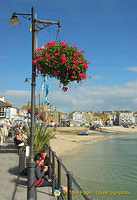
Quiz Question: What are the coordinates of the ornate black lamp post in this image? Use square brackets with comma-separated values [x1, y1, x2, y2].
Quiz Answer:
[9, 7, 61, 200]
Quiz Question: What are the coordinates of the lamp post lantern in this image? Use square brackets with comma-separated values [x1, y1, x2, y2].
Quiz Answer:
[9, 7, 61, 200]
[24, 78, 31, 84]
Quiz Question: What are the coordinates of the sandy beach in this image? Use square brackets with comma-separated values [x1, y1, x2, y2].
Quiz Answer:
[49, 126, 137, 157]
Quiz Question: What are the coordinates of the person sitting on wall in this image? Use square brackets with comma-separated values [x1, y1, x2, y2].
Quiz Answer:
[39, 149, 50, 175]
[34, 153, 52, 187]
[14, 128, 24, 147]
[34, 153, 67, 194]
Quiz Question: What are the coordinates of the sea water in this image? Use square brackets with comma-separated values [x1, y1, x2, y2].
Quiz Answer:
[63, 133, 137, 200]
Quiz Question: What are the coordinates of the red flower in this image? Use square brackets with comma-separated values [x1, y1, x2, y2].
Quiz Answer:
[55, 52, 60, 56]
[45, 54, 50, 57]
[37, 66, 43, 71]
[61, 55, 67, 63]
[78, 73, 86, 79]
[39, 57, 43, 61]
[35, 48, 43, 52]
[45, 54, 51, 60]
[32, 60, 37, 64]
[46, 41, 56, 47]
[71, 60, 76, 63]
[62, 87, 68, 92]
[83, 63, 88, 69]
[75, 65, 79, 69]
[60, 42, 67, 46]
[78, 58, 82, 63]
[74, 46, 78, 50]
[54, 70, 57, 76]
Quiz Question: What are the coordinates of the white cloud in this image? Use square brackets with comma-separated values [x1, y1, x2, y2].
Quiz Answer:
[0, 90, 31, 108]
[49, 81, 137, 112]
[1, 81, 137, 113]
[126, 66, 137, 73]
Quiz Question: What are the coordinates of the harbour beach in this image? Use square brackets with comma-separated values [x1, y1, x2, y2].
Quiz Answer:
[49, 126, 137, 157]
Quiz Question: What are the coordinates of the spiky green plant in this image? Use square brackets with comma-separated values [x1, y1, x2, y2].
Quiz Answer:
[24, 123, 55, 152]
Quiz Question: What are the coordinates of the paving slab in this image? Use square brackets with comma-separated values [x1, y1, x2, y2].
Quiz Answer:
[0, 140, 57, 200]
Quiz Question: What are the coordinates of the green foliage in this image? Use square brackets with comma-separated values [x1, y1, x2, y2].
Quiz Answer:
[24, 123, 55, 152]
[28, 107, 38, 115]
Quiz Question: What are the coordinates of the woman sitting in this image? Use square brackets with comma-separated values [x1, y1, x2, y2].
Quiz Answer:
[34, 153, 67, 194]
[34, 153, 52, 187]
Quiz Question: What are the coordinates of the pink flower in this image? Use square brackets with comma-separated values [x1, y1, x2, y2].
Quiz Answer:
[37, 54, 40, 57]
[78, 51, 81, 54]
[71, 75, 75, 79]
[37, 66, 42, 71]
[74, 53, 78, 56]
[45, 54, 51, 60]
[45, 54, 50, 57]
[71, 60, 76, 63]
[62, 87, 68, 92]
[39, 57, 43, 61]
[75, 65, 79, 69]
[74, 46, 78, 50]
[68, 66, 71, 69]
[78, 58, 82, 63]
[32, 60, 37, 64]
[83, 63, 88, 69]
[55, 52, 60, 56]
[78, 73, 86, 79]
[46, 41, 56, 47]
[61, 54, 67, 63]
[63, 43, 68, 47]
[60, 42, 67, 46]
[72, 67, 74, 69]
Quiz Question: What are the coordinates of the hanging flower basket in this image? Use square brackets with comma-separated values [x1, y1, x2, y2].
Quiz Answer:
[32, 41, 89, 89]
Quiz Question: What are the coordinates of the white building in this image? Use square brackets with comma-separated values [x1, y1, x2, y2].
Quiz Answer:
[0, 97, 19, 123]
[116, 111, 135, 125]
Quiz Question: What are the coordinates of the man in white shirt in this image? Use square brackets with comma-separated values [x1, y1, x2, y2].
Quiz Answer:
[0, 124, 8, 147]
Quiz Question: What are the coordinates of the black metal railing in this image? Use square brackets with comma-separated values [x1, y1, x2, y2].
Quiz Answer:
[46, 144, 94, 200]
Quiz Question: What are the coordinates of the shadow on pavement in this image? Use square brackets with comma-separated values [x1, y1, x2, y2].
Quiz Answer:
[8, 166, 19, 176]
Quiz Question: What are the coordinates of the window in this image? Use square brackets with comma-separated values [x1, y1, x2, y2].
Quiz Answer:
[0, 107, 5, 117]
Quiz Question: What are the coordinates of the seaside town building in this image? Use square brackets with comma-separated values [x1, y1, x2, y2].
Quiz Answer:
[115, 110, 135, 125]
[0, 97, 23, 124]
[1, 96, 137, 127]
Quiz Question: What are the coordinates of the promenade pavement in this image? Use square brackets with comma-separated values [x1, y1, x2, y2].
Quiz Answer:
[0, 139, 57, 200]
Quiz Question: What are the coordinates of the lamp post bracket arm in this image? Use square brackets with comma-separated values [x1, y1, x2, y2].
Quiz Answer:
[36, 19, 60, 26]
[13, 12, 32, 16]
[37, 24, 51, 32]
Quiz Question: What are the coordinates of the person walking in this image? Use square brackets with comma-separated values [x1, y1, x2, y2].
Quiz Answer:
[0, 124, 8, 147]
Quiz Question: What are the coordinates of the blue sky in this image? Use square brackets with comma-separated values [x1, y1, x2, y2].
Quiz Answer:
[0, 0, 137, 113]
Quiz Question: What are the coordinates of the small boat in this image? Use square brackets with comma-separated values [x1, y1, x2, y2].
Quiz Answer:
[77, 132, 89, 136]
